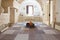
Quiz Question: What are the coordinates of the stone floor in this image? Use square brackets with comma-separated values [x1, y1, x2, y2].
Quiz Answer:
[0, 22, 60, 40]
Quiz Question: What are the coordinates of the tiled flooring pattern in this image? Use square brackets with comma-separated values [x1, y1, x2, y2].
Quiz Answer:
[0, 23, 60, 40]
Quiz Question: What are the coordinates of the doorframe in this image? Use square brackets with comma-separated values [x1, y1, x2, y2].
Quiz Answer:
[49, 0, 56, 28]
[26, 5, 34, 16]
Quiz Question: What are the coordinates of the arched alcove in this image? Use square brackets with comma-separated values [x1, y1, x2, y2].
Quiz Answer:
[13, 0, 43, 23]
[18, 0, 43, 17]
[15, 0, 43, 23]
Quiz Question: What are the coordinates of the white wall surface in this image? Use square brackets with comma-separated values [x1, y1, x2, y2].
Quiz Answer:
[13, 1, 20, 9]
[0, 0, 1, 6]
[56, 0, 60, 22]
[19, 0, 43, 17]
[13, 0, 43, 17]
[0, 13, 9, 25]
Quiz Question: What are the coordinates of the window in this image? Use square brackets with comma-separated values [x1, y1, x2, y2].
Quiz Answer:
[26, 5, 33, 16]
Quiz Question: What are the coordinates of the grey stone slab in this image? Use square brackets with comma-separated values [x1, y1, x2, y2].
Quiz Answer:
[29, 34, 44, 40]
[2, 30, 15, 34]
[14, 34, 29, 40]
[53, 34, 60, 40]
[8, 27, 21, 30]
[42, 34, 58, 40]
[43, 30, 57, 34]
[0, 34, 16, 40]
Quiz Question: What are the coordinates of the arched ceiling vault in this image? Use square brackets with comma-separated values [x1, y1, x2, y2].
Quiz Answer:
[17, 0, 24, 3]
[17, 0, 42, 7]
[37, 0, 42, 7]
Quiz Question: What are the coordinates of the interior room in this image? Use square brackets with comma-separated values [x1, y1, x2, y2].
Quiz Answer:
[0, 0, 60, 40]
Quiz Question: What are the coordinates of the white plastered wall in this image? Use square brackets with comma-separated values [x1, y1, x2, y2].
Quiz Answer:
[56, 0, 60, 22]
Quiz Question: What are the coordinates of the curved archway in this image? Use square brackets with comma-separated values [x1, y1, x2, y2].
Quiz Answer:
[14, 0, 43, 23]
[18, 0, 43, 17]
